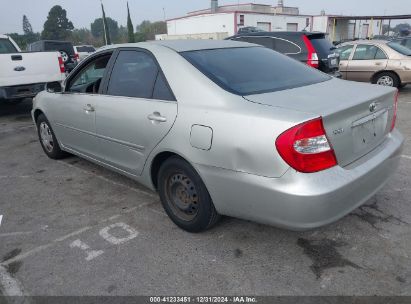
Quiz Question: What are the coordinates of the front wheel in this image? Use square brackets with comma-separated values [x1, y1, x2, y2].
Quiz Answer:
[158, 157, 220, 233]
[373, 72, 400, 88]
[36, 114, 68, 159]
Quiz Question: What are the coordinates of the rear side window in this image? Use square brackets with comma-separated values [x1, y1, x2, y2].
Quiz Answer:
[107, 50, 159, 99]
[337, 45, 354, 60]
[387, 42, 411, 56]
[152, 72, 175, 101]
[181, 47, 330, 96]
[235, 37, 274, 49]
[0, 39, 18, 54]
[353, 45, 387, 60]
[273, 38, 301, 54]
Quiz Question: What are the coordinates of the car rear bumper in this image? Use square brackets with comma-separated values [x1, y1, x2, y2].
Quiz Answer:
[0, 83, 46, 101]
[196, 129, 404, 230]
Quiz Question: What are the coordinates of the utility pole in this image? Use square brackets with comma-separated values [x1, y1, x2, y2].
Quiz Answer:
[101, 0, 108, 45]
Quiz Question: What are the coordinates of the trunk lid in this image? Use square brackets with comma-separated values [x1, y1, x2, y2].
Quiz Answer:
[244, 78, 396, 167]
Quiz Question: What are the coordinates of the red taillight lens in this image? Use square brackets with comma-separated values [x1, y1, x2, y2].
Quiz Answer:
[74, 53, 80, 62]
[275, 117, 338, 173]
[58, 56, 65, 73]
[391, 90, 399, 131]
[302, 35, 319, 68]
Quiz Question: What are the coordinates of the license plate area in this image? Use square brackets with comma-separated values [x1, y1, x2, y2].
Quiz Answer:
[352, 109, 388, 153]
[328, 53, 339, 68]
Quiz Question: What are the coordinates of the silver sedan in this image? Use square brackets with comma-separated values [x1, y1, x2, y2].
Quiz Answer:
[32, 40, 404, 232]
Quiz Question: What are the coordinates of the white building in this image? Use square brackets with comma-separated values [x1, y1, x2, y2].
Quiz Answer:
[161, 1, 311, 40]
[157, 0, 409, 42]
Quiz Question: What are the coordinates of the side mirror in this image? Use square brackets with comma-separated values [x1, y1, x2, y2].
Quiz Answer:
[46, 81, 63, 93]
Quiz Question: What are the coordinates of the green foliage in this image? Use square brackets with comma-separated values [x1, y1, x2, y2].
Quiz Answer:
[127, 2, 135, 43]
[135, 20, 167, 41]
[91, 17, 119, 44]
[70, 28, 102, 47]
[23, 15, 33, 34]
[392, 23, 411, 35]
[41, 5, 74, 40]
[7, 32, 40, 50]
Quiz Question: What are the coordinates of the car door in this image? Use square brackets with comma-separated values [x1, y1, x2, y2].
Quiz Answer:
[336, 44, 354, 79]
[346, 44, 388, 82]
[51, 52, 114, 159]
[95, 49, 178, 176]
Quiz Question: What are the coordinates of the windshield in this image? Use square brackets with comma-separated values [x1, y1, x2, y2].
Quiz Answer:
[0, 38, 18, 54]
[387, 42, 411, 56]
[181, 47, 330, 96]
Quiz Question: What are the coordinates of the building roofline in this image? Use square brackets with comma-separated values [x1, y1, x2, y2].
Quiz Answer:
[167, 10, 312, 22]
[187, 2, 272, 15]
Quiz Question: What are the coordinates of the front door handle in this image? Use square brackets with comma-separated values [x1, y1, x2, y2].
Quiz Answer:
[83, 104, 95, 113]
[148, 112, 167, 123]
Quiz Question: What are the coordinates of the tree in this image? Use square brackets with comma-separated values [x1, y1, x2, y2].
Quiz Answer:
[135, 20, 167, 41]
[23, 15, 33, 34]
[91, 17, 119, 44]
[41, 5, 74, 40]
[127, 2, 135, 43]
[392, 23, 411, 36]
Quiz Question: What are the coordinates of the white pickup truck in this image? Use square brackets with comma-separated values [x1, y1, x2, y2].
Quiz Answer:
[0, 34, 66, 103]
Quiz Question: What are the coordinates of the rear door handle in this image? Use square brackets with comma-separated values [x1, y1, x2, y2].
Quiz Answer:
[83, 104, 95, 113]
[147, 112, 167, 123]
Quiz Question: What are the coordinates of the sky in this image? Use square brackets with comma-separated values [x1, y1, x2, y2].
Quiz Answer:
[0, 0, 409, 34]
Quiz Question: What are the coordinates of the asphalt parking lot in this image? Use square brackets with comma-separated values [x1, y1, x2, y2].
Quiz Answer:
[0, 88, 410, 296]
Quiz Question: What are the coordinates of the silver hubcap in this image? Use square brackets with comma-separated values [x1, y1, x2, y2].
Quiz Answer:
[59, 51, 69, 62]
[39, 122, 54, 153]
[377, 75, 394, 87]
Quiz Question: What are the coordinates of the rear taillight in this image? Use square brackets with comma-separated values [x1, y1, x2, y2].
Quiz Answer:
[391, 90, 399, 131]
[58, 56, 65, 73]
[74, 53, 80, 62]
[302, 35, 319, 69]
[275, 117, 337, 173]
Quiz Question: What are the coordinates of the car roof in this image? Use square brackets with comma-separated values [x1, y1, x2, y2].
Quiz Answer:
[98, 40, 258, 53]
[0, 34, 9, 39]
[339, 39, 389, 46]
[230, 31, 325, 37]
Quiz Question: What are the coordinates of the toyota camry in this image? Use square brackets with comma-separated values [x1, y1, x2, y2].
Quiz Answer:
[32, 40, 404, 232]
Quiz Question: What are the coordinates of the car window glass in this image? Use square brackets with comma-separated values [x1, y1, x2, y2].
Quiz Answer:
[273, 38, 300, 54]
[152, 72, 175, 101]
[181, 47, 330, 96]
[0, 39, 18, 54]
[352, 45, 384, 60]
[375, 48, 387, 59]
[235, 37, 274, 49]
[107, 50, 158, 99]
[336, 45, 353, 60]
[67, 55, 111, 93]
[405, 39, 411, 49]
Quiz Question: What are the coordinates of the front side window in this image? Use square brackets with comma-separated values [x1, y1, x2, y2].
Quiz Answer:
[337, 45, 354, 60]
[67, 54, 111, 93]
[352, 44, 387, 60]
[181, 47, 330, 96]
[107, 51, 159, 99]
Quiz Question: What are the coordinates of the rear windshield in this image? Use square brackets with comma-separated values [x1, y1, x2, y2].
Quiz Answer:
[76, 46, 95, 53]
[181, 47, 330, 96]
[309, 35, 335, 57]
[0, 38, 18, 54]
[387, 42, 411, 56]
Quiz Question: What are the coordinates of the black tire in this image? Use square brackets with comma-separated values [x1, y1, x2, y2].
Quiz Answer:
[158, 156, 220, 233]
[373, 72, 400, 88]
[36, 114, 68, 159]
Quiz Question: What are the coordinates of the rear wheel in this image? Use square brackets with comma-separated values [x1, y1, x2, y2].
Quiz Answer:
[158, 157, 220, 233]
[373, 72, 400, 88]
[36, 114, 68, 159]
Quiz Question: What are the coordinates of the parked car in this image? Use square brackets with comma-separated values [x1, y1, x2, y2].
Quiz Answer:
[391, 36, 411, 50]
[237, 26, 265, 34]
[32, 40, 403, 232]
[74, 45, 96, 61]
[0, 35, 65, 104]
[227, 31, 341, 77]
[28, 40, 78, 72]
[336, 40, 411, 87]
